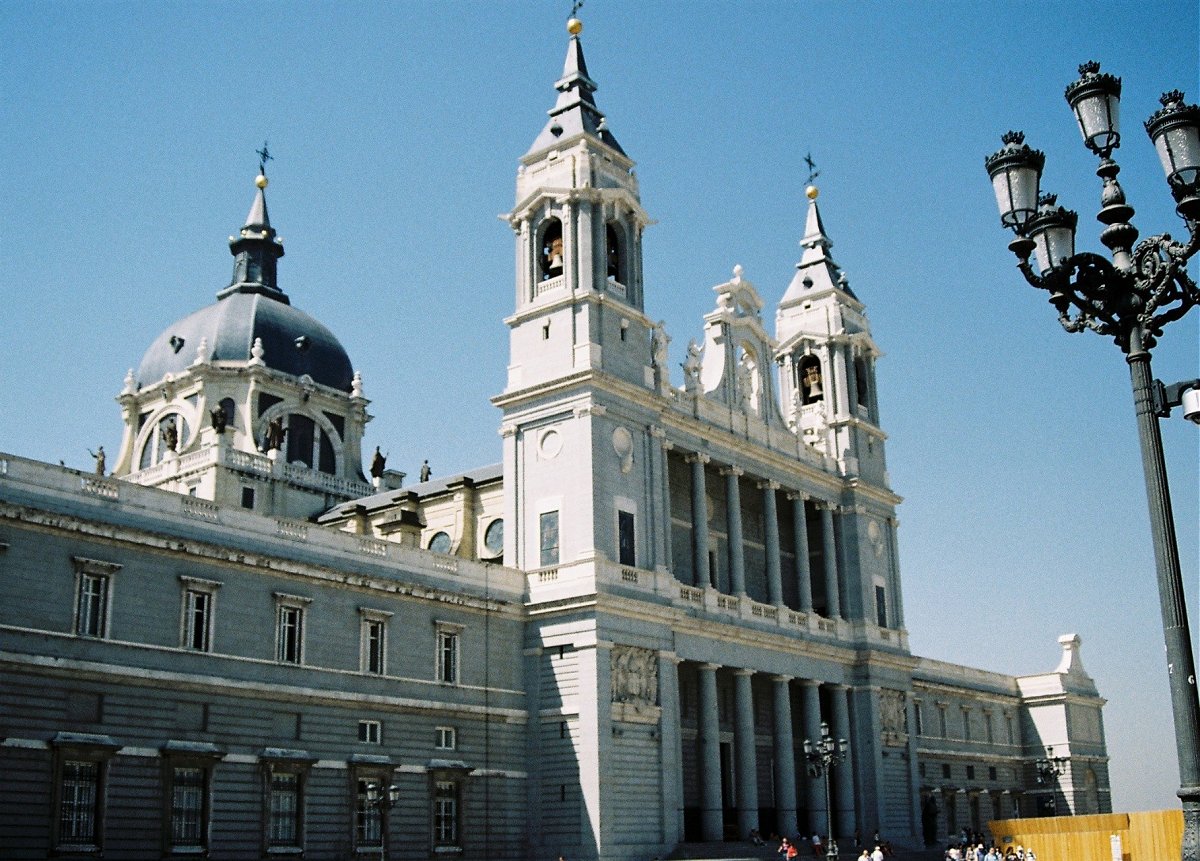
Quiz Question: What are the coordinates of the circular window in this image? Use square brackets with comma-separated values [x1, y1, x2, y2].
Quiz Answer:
[483, 519, 504, 555]
[428, 532, 452, 554]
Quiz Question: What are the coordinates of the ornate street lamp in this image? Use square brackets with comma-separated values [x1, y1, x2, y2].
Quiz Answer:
[985, 62, 1200, 861]
[364, 781, 401, 860]
[1034, 746, 1068, 817]
[804, 721, 848, 860]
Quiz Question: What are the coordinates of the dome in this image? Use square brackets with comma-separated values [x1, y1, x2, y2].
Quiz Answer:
[136, 292, 354, 392]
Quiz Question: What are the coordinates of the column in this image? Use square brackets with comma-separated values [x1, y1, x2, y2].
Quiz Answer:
[651, 428, 673, 572]
[818, 502, 841, 618]
[723, 467, 746, 596]
[660, 654, 684, 846]
[772, 676, 798, 838]
[761, 482, 783, 606]
[789, 493, 813, 612]
[830, 684, 857, 840]
[689, 454, 712, 588]
[800, 680, 827, 835]
[733, 669, 759, 839]
[698, 663, 724, 842]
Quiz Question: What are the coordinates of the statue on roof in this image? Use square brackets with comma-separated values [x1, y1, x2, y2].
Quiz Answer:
[370, 447, 387, 480]
[419, 459, 432, 482]
[88, 446, 106, 476]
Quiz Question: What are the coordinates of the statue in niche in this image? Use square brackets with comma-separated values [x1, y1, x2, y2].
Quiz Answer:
[611, 645, 658, 706]
[801, 358, 824, 404]
[681, 340, 702, 393]
[651, 322, 670, 392]
[369, 446, 387, 479]
[88, 446, 106, 476]
[263, 417, 286, 452]
[161, 418, 179, 452]
[209, 405, 227, 434]
[736, 352, 755, 411]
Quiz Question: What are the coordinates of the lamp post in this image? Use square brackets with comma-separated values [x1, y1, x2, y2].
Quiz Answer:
[1034, 746, 1068, 817]
[804, 720, 848, 860]
[985, 62, 1200, 861]
[364, 780, 400, 860]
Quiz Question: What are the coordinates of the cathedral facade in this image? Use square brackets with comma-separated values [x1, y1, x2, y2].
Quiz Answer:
[0, 19, 1109, 861]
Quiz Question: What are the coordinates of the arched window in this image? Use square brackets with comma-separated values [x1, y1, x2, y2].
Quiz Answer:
[277, 413, 338, 476]
[854, 356, 870, 408]
[798, 356, 824, 405]
[218, 398, 236, 429]
[539, 218, 564, 280]
[138, 412, 189, 470]
[605, 223, 623, 282]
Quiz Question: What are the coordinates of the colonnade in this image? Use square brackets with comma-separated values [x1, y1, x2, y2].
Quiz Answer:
[680, 451, 844, 619]
[685, 662, 857, 844]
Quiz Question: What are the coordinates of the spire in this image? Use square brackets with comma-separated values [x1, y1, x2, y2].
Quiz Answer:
[219, 169, 288, 303]
[526, 16, 625, 157]
[779, 184, 856, 307]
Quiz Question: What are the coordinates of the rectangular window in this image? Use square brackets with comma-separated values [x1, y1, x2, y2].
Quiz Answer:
[184, 590, 212, 651]
[169, 766, 206, 847]
[438, 630, 459, 684]
[539, 510, 560, 567]
[277, 606, 303, 663]
[435, 726, 457, 750]
[963, 708, 972, 741]
[938, 706, 948, 738]
[985, 711, 994, 744]
[59, 760, 100, 844]
[354, 778, 382, 848]
[989, 766, 998, 781]
[874, 584, 887, 628]
[267, 772, 300, 846]
[364, 619, 385, 674]
[241, 486, 255, 509]
[434, 781, 459, 845]
[966, 765, 976, 780]
[914, 702, 924, 736]
[941, 763, 951, 779]
[76, 573, 109, 638]
[617, 510, 635, 566]
[358, 720, 381, 744]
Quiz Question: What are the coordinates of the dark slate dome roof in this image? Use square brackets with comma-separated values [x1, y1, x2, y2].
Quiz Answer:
[136, 292, 354, 392]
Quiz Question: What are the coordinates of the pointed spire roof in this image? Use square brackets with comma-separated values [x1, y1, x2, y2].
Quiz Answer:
[526, 17, 625, 157]
[218, 172, 287, 302]
[779, 185, 857, 308]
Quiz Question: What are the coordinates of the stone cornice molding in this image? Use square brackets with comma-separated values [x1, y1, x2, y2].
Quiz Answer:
[720, 466, 744, 478]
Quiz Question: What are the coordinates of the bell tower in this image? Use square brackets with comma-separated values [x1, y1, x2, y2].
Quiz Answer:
[501, 16, 655, 396]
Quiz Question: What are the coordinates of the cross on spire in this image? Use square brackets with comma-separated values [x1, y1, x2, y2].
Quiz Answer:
[569, 0, 584, 18]
[256, 141, 273, 176]
[804, 152, 820, 186]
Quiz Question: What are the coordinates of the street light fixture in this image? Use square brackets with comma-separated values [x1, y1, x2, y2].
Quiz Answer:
[364, 781, 401, 860]
[985, 61, 1200, 861]
[1034, 746, 1068, 817]
[804, 720, 848, 860]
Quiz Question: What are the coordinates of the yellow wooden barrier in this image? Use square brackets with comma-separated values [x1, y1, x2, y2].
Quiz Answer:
[989, 810, 1183, 860]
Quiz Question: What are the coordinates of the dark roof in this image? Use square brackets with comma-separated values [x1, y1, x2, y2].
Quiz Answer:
[317, 463, 503, 522]
[136, 292, 354, 392]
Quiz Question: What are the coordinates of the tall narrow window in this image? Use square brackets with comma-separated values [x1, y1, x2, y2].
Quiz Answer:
[169, 766, 206, 848]
[434, 781, 460, 846]
[605, 223, 623, 281]
[875, 584, 887, 628]
[58, 760, 100, 845]
[267, 771, 300, 847]
[437, 627, 460, 684]
[76, 574, 109, 638]
[359, 609, 392, 675]
[539, 510, 560, 568]
[914, 702, 924, 736]
[180, 576, 220, 653]
[617, 510, 636, 566]
[539, 218, 564, 280]
[274, 593, 311, 665]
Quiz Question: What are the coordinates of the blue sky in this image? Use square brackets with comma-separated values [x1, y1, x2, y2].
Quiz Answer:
[2, 1, 1196, 815]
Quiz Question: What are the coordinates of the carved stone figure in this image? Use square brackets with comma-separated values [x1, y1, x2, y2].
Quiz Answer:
[88, 446, 105, 475]
[419, 459, 432, 482]
[681, 340, 702, 393]
[736, 352, 754, 411]
[210, 405, 227, 434]
[161, 418, 179, 452]
[264, 417, 286, 452]
[611, 645, 658, 706]
[879, 688, 908, 736]
[370, 446, 387, 479]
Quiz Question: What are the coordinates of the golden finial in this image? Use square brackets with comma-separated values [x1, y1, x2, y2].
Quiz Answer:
[806, 185, 819, 200]
[567, 0, 583, 34]
[256, 174, 269, 189]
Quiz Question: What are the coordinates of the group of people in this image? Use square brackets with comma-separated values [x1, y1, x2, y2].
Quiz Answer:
[774, 829, 892, 859]
[945, 842, 1036, 860]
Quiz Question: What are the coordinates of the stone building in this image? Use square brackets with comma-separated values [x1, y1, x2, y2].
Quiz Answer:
[0, 17, 1109, 861]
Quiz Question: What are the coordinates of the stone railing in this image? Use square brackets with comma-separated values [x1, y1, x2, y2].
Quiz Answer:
[533, 275, 565, 297]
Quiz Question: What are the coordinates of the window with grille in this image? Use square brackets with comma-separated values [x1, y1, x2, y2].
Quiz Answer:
[268, 771, 300, 846]
[434, 781, 459, 845]
[75, 573, 109, 638]
[58, 760, 99, 844]
[438, 629, 459, 684]
[354, 778, 382, 848]
[169, 766, 206, 847]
